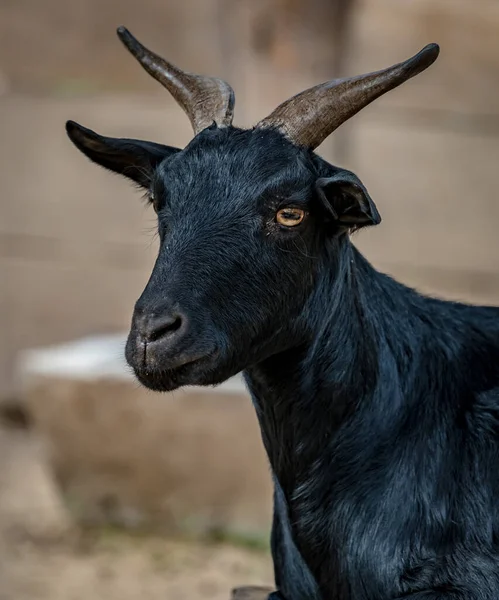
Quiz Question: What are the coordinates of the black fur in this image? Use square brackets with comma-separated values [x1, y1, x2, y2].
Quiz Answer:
[67, 121, 499, 599]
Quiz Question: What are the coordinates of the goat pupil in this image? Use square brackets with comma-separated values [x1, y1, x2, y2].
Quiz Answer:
[281, 209, 301, 219]
[277, 208, 305, 227]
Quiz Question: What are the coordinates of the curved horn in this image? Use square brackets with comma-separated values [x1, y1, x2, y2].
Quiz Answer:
[257, 43, 440, 149]
[117, 27, 235, 135]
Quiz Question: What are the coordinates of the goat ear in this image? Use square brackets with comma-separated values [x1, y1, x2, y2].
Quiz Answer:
[65, 120, 180, 188]
[316, 170, 381, 230]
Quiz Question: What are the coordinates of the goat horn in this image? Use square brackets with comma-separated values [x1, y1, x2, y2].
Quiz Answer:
[117, 27, 235, 135]
[257, 43, 440, 149]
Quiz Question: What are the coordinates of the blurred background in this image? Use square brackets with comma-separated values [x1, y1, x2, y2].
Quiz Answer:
[0, 0, 498, 598]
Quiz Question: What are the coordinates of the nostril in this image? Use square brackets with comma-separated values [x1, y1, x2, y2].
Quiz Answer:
[148, 315, 183, 342]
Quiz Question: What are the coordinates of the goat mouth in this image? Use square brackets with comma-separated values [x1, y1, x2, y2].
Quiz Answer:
[131, 351, 221, 392]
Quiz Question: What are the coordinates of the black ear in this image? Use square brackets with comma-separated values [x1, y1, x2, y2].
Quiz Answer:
[66, 120, 180, 188]
[316, 170, 381, 230]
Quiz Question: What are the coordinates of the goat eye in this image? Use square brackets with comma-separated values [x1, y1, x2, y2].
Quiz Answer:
[149, 191, 160, 214]
[276, 207, 306, 227]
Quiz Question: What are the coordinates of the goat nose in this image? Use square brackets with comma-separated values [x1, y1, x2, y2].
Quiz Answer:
[135, 312, 185, 344]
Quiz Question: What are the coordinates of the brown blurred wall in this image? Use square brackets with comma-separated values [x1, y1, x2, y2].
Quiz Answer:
[1, 0, 499, 396]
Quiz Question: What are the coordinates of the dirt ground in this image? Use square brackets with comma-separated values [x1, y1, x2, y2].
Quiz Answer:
[1, 534, 272, 600]
[0, 421, 273, 600]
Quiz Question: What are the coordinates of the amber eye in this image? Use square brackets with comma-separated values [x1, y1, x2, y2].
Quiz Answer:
[276, 207, 306, 227]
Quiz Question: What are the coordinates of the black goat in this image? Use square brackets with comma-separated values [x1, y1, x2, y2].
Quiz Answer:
[67, 29, 499, 600]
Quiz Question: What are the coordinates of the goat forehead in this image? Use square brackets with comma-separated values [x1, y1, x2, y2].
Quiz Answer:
[157, 133, 312, 216]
